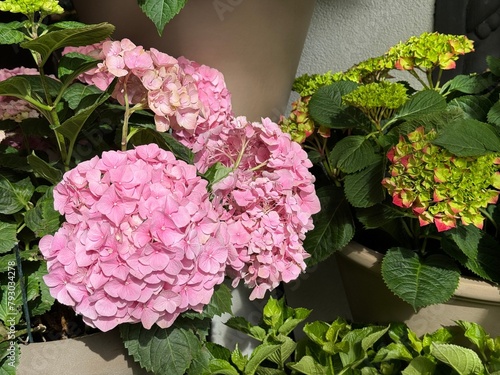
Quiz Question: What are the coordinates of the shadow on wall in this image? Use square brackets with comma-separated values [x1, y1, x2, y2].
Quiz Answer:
[434, 0, 500, 80]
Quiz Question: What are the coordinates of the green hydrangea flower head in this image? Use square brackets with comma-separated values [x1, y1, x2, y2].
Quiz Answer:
[0, 0, 64, 15]
[279, 97, 315, 143]
[387, 32, 474, 71]
[382, 127, 500, 232]
[344, 55, 395, 83]
[292, 71, 346, 97]
[342, 81, 408, 126]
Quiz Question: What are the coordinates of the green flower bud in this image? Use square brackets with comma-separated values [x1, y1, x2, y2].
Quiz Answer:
[0, 0, 64, 15]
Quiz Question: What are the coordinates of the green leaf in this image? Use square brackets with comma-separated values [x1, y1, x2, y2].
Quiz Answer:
[456, 321, 489, 353]
[245, 339, 282, 375]
[432, 118, 500, 156]
[204, 163, 233, 187]
[0, 28, 25, 45]
[303, 186, 355, 265]
[208, 359, 240, 375]
[224, 317, 267, 342]
[381, 248, 460, 310]
[394, 90, 447, 121]
[24, 188, 61, 238]
[0, 340, 19, 375]
[402, 356, 436, 375]
[442, 74, 494, 95]
[288, 356, 329, 375]
[448, 95, 492, 122]
[0, 223, 17, 254]
[62, 82, 105, 110]
[487, 100, 500, 127]
[487, 56, 500, 77]
[0, 176, 35, 215]
[57, 52, 99, 87]
[27, 153, 63, 185]
[431, 343, 484, 375]
[0, 75, 62, 106]
[21, 23, 114, 66]
[344, 157, 385, 208]
[120, 323, 203, 375]
[329, 136, 379, 173]
[309, 81, 358, 127]
[442, 225, 500, 283]
[138, 0, 188, 35]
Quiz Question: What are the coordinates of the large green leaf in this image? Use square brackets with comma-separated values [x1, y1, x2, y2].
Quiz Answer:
[121, 324, 204, 375]
[431, 343, 484, 375]
[303, 186, 355, 265]
[343, 157, 385, 208]
[441, 74, 494, 95]
[138, 0, 188, 35]
[381, 248, 460, 310]
[308, 81, 358, 127]
[448, 95, 492, 122]
[442, 225, 500, 283]
[432, 118, 500, 156]
[394, 90, 447, 121]
[329, 135, 379, 173]
[21, 23, 114, 66]
[0, 223, 17, 254]
[0, 75, 62, 106]
[0, 176, 35, 215]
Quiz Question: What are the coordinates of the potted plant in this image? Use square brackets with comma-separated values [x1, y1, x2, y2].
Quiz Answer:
[207, 296, 500, 374]
[279, 31, 500, 335]
[70, 0, 316, 121]
[0, 1, 321, 374]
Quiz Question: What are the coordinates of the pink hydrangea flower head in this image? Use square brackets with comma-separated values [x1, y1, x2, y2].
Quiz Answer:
[209, 117, 320, 300]
[41, 144, 229, 332]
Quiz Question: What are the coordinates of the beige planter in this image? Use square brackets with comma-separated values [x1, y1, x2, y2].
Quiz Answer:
[337, 242, 500, 337]
[72, 0, 316, 121]
[16, 329, 148, 375]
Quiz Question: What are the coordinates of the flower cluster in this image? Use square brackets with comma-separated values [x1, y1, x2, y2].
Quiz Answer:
[207, 117, 321, 300]
[342, 81, 408, 126]
[382, 127, 500, 231]
[279, 97, 315, 143]
[387, 32, 474, 71]
[0, 0, 63, 15]
[0, 67, 41, 122]
[64, 38, 200, 131]
[40, 144, 229, 331]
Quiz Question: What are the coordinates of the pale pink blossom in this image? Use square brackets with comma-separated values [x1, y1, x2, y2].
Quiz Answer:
[41, 144, 229, 332]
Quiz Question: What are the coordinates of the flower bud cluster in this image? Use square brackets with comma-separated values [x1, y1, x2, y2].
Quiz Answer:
[382, 127, 500, 231]
[387, 32, 474, 71]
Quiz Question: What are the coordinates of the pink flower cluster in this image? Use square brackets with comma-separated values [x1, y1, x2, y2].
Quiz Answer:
[40, 144, 228, 332]
[0, 67, 40, 122]
[64, 39, 232, 134]
[207, 117, 321, 300]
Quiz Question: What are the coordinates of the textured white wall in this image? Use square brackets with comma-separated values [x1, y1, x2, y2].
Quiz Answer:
[296, 0, 436, 77]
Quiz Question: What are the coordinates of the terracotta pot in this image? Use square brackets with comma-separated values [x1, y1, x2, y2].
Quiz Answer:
[71, 0, 316, 121]
[337, 241, 500, 336]
[16, 329, 147, 375]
